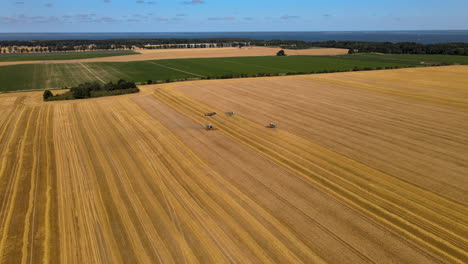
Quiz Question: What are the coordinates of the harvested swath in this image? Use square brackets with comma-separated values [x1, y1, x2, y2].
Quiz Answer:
[0, 98, 58, 264]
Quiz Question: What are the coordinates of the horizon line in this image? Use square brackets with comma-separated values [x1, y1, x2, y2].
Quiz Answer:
[1, 30, 468, 34]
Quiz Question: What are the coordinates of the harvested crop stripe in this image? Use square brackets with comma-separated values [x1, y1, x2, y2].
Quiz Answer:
[0, 66, 466, 263]
[0, 94, 326, 263]
[152, 86, 468, 263]
[0, 102, 58, 264]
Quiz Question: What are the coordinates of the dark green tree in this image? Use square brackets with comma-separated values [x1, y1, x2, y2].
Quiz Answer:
[277, 50, 286, 56]
[43, 90, 53, 101]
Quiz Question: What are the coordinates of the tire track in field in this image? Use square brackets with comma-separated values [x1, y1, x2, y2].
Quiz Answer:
[79, 62, 106, 84]
[85, 63, 121, 82]
[146, 61, 206, 78]
[153, 86, 468, 263]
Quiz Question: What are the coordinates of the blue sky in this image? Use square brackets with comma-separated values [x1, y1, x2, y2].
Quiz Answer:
[1, 0, 467, 32]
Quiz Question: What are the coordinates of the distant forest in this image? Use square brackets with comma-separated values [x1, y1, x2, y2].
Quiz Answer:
[255, 40, 468, 56]
[281, 40, 468, 56]
[1, 38, 467, 56]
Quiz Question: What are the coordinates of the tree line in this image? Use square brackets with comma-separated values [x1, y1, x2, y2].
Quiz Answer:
[2, 38, 467, 56]
[310, 41, 468, 56]
[0, 38, 251, 53]
[253, 40, 468, 56]
[44, 79, 139, 101]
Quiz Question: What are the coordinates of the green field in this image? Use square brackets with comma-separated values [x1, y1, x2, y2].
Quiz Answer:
[0, 50, 138, 62]
[336, 53, 468, 65]
[1, 54, 468, 92]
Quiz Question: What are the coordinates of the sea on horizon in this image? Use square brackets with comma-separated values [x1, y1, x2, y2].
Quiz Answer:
[1, 31, 468, 44]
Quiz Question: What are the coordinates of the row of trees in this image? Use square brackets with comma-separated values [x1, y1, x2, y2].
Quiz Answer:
[252, 39, 468, 56]
[3, 38, 468, 56]
[0, 45, 135, 54]
[44, 79, 139, 101]
[1, 47, 50, 54]
[308, 41, 468, 56]
[0, 38, 251, 52]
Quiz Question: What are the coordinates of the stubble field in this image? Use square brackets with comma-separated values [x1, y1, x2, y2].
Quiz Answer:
[0, 66, 467, 263]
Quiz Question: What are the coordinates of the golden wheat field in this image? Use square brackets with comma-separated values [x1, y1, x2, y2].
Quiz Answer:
[0, 66, 467, 263]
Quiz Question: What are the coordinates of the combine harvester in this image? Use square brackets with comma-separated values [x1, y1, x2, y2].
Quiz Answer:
[204, 112, 217, 130]
[204, 110, 277, 130]
[204, 112, 217, 117]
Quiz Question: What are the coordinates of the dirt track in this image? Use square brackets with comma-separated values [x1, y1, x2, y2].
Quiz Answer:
[0, 66, 467, 263]
[0, 47, 348, 66]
